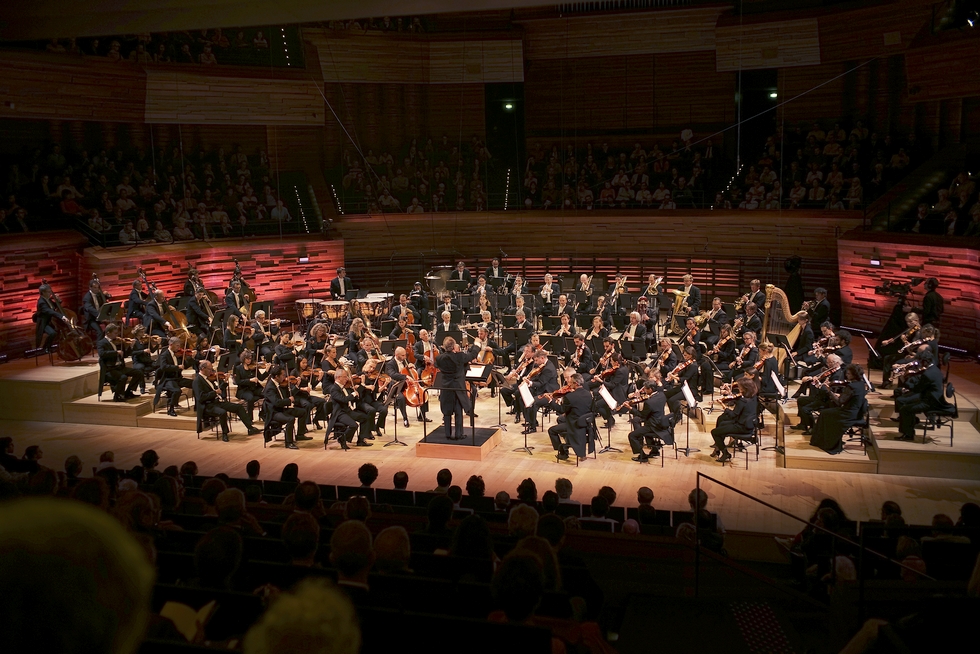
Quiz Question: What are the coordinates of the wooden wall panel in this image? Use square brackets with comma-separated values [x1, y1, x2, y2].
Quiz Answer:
[817, 3, 931, 64]
[334, 210, 861, 316]
[144, 68, 324, 125]
[307, 30, 522, 84]
[0, 232, 90, 354]
[654, 52, 734, 129]
[778, 62, 846, 124]
[426, 85, 487, 143]
[716, 18, 822, 71]
[519, 7, 727, 60]
[906, 37, 980, 103]
[0, 52, 146, 123]
[838, 229, 980, 352]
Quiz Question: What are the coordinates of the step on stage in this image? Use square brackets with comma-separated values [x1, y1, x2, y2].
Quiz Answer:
[416, 427, 503, 461]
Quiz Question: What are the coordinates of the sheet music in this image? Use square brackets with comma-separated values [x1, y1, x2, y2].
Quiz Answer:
[681, 381, 697, 408]
[518, 381, 534, 406]
[466, 365, 487, 379]
[771, 371, 786, 397]
[597, 385, 617, 410]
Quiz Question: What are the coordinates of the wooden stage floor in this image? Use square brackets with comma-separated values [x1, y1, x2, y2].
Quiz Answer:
[2, 343, 978, 536]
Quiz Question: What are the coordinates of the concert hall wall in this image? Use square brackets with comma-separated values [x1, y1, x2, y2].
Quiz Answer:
[335, 209, 861, 322]
[0, 232, 344, 355]
[837, 229, 980, 353]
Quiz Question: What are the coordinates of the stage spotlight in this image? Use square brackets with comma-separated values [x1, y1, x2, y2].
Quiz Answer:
[769, 92, 778, 99]
[504, 103, 514, 110]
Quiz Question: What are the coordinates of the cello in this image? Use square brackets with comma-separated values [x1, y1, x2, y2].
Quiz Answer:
[138, 267, 198, 348]
[41, 279, 94, 361]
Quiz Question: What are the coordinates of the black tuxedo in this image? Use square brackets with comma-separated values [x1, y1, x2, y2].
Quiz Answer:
[748, 290, 766, 313]
[186, 298, 212, 334]
[144, 300, 171, 337]
[921, 290, 944, 326]
[621, 322, 648, 359]
[712, 396, 758, 456]
[678, 284, 702, 314]
[554, 302, 576, 325]
[896, 365, 945, 438]
[263, 379, 308, 445]
[126, 289, 146, 321]
[193, 372, 254, 436]
[34, 296, 66, 347]
[539, 282, 560, 312]
[524, 361, 560, 429]
[570, 344, 593, 375]
[389, 304, 419, 323]
[548, 386, 595, 458]
[225, 291, 246, 318]
[435, 322, 458, 341]
[629, 390, 674, 458]
[330, 275, 355, 300]
[97, 337, 143, 397]
[484, 266, 506, 283]
[449, 268, 473, 288]
[155, 347, 193, 411]
[810, 298, 831, 327]
[81, 289, 108, 336]
[739, 313, 763, 337]
[436, 345, 480, 438]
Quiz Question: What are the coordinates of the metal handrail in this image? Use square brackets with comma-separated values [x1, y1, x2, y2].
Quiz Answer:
[694, 472, 936, 618]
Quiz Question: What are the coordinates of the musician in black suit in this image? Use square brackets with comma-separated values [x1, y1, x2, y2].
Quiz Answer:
[584, 315, 610, 344]
[329, 267, 355, 300]
[506, 296, 534, 323]
[263, 366, 309, 449]
[548, 373, 594, 461]
[225, 280, 247, 318]
[606, 273, 626, 315]
[628, 379, 674, 462]
[738, 303, 763, 337]
[126, 280, 147, 322]
[449, 261, 473, 289]
[569, 334, 593, 376]
[664, 347, 701, 413]
[193, 360, 260, 441]
[389, 294, 419, 324]
[354, 336, 382, 373]
[356, 358, 388, 438]
[895, 350, 946, 441]
[739, 279, 766, 316]
[573, 273, 595, 314]
[809, 364, 867, 453]
[409, 282, 429, 325]
[291, 356, 328, 430]
[538, 273, 560, 315]
[34, 284, 69, 350]
[792, 354, 845, 433]
[183, 269, 199, 297]
[97, 324, 143, 401]
[470, 275, 492, 298]
[679, 316, 701, 351]
[186, 289, 213, 339]
[636, 297, 657, 344]
[702, 297, 729, 347]
[435, 336, 484, 440]
[678, 274, 702, 315]
[385, 346, 422, 427]
[835, 330, 853, 365]
[413, 329, 437, 377]
[233, 349, 269, 420]
[723, 331, 760, 382]
[641, 273, 666, 312]
[502, 310, 534, 362]
[434, 311, 458, 340]
[522, 350, 560, 434]
[593, 351, 629, 427]
[81, 278, 108, 337]
[621, 311, 648, 360]
[144, 290, 172, 338]
[551, 313, 575, 338]
[921, 278, 944, 327]
[156, 337, 194, 416]
[484, 257, 506, 285]
[809, 288, 831, 327]
[554, 294, 576, 324]
[653, 338, 678, 378]
[251, 310, 279, 362]
[710, 378, 759, 464]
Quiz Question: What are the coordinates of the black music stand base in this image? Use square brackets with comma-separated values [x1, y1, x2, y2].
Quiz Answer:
[383, 381, 408, 447]
[676, 404, 701, 456]
[597, 422, 623, 454]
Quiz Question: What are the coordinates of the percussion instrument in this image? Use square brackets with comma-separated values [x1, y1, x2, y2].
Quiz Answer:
[295, 299, 323, 320]
[425, 266, 453, 295]
[322, 300, 349, 320]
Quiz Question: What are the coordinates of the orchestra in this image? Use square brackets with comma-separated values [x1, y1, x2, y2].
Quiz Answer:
[24, 262, 954, 468]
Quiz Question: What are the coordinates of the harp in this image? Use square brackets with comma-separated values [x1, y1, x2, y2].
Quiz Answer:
[762, 284, 807, 367]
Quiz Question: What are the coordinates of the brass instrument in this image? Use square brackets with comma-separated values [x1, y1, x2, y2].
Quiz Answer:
[733, 293, 748, 313]
[692, 311, 710, 329]
[643, 276, 663, 297]
[584, 274, 594, 297]
[611, 275, 628, 297]
[669, 289, 690, 335]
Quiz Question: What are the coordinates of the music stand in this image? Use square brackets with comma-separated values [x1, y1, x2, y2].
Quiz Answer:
[466, 363, 492, 445]
[620, 340, 638, 362]
[488, 369, 509, 431]
[488, 276, 506, 290]
[449, 309, 463, 324]
[764, 371, 787, 455]
[251, 301, 273, 320]
[171, 297, 191, 312]
[596, 385, 622, 454]
[380, 339, 406, 356]
[619, 293, 636, 312]
[96, 302, 123, 325]
[383, 380, 408, 447]
[515, 381, 536, 455]
[700, 356, 724, 414]
[676, 381, 700, 456]
[446, 280, 469, 294]
[541, 315, 559, 331]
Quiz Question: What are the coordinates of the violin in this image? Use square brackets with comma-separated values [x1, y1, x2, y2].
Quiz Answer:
[206, 371, 228, 382]
[615, 387, 653, 411]
[542, 383, 575, 401]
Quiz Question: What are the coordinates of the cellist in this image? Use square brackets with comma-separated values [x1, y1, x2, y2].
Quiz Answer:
[384, 346, 430, 427]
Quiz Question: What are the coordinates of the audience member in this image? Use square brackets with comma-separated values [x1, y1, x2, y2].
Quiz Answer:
[374, 526, 412, 574]
[281, 512, 320, 567]
[509, 503, 539, 539]
[243, 579, 360, 654]
[357, 463, 379, 488]
[330, 520, 374, 601]
[392, 470, 409, 490]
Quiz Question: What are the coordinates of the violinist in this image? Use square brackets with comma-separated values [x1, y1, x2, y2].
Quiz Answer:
[306, 323, 329, 367]
[274, 330, 299, 371]
[548, 372, 594, 462]
[34, 283, 70, 350]
[223, 315, 245, 359]
[569, 334, 593, 377]
[654, 338, 678, 378]
[723, 331, 759, 383]
[879, 314, 922, 389]
[895, 349, 945, 441]
[791, 354, 844, 434]
[501, 344, 536, 419]
[81, 278, 109, 338]
[291, 356, 327, 430]
[834, 330, 853, 365]
[126, 280, 146, 322]
[622, 311, 648, 360]
[809, 363, 867, 453]
[251, 310, 279, 362]
[186, 289, 213, 339]
[355, 335, 383, 372]
[357, 358, 388, 438]
[97, 324, 144, 401]
[710, 377, 759, 464]
[708, 324, 737, 366]
[129, 326, 157, 394]
[756, 342, 780, 396]
[156, 337, 194, 416]
[593, 351, 628, 429]
[681, 316, 701, 350]
[664, 346, 700, 415]
[522, 350, 560, 434]
[194, 360, 261, 441]
[145, 290, 172, 338]
[347, 317, 367, 357]
[225, 280, 247, 318]
[320, 344, 343, 387]
[233, 349, 269, 420]
[263, 366, 310, 449]
[552, 313, 575, 338]
[628, 376, 674, 463]
[385, 346, 426, 427]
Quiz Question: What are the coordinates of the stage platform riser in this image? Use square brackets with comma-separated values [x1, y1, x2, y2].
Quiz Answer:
[0, 363, 99, 423]
[415, 429, 503, 461]
[62, 396, 153, 428]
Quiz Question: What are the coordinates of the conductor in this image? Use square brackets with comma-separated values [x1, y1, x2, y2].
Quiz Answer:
[435, 336, 487, 440]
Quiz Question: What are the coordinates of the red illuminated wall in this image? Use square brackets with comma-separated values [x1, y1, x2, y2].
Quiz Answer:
[838, 228, 980, 352]
[0, 231, 344, 355]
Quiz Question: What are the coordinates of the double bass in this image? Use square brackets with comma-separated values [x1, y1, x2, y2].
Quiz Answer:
[42, 279, 94, 362]
[138, 267, 197, 348]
